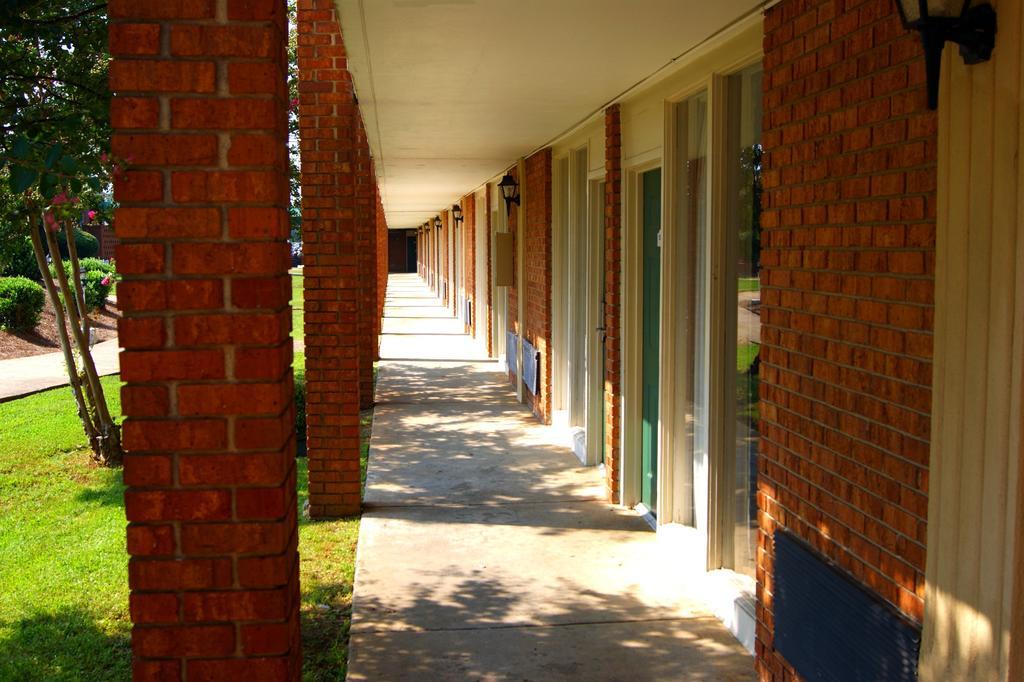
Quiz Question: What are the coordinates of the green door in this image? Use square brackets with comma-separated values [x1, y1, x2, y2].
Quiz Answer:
[641, 169, 661, 512]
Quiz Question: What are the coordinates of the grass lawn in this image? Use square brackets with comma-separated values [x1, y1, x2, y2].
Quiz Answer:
[294, 350, 372, 680]
[1, 324, 371, 680]
[738, 276, 760, 293]
[737, 342, 760, 423]
[292, 268, 303, 340]
[0, 377, 130, 681]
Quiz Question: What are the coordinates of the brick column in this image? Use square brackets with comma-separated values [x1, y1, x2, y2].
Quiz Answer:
[110, 0, 300, 678]
[603, 104, 623, 503]
[757, 0, 935, 677]
[523, 149, 553, 424]
[297, 0, 361, 517]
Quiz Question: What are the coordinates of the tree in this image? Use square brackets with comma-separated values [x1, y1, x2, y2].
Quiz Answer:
[287, 0, 302, 244]
[1, 1, 122, 465]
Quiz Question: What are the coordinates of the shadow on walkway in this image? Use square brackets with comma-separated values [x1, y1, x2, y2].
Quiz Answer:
[348, 273, 755, 681]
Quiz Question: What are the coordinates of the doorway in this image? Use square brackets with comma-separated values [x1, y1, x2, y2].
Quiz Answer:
[585, 179, 607, 465]
[640, 168, 662, 513]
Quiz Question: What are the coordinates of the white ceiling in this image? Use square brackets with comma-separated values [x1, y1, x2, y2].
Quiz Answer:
[336, 0, 762, 229]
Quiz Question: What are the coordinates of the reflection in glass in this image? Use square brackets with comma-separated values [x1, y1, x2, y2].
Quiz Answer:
[728, 64, 763, 579]
[675, 91, 709, 529]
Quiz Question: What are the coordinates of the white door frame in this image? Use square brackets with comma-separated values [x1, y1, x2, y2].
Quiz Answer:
[621, 155, 663, 510]
[491, 183, 509, 368]
[585, 175, 607, 467]
[474, 190, 488, 347]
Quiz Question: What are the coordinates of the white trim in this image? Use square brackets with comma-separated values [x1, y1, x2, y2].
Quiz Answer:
[584, 175, 607, 467]
[515, 157, 526, 404]
[921, 14, 1024, 678]
[551, 154, 569, 422]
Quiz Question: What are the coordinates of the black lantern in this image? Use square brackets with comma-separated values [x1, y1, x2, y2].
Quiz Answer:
[895, 0, 996, 110]
[497, 173, 520, 217]
[451, 204, 464, 223]
[433, 216, 442, 230]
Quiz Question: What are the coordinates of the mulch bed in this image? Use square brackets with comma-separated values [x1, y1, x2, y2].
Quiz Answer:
[0, 296, 119, 360]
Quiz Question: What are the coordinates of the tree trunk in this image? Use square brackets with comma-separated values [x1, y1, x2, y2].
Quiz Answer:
[29, 225, 97, 441]
[37, 218, 123, 465]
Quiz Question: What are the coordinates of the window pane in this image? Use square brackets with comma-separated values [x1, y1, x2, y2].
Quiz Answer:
[676, 90, 709, 529]
[729, 64, 763, 579]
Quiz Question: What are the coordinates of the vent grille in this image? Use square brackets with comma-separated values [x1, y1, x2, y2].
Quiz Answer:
[774, 530, 920, 682]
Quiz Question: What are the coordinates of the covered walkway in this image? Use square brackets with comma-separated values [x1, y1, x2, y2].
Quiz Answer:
[346, 274, 754, 681]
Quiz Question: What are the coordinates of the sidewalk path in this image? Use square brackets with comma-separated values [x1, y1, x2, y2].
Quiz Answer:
[346, 273, 755, 681]
[0, 339, 120, 403]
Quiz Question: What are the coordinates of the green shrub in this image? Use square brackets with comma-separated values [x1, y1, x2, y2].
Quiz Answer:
[0, 236, 40, 280]
[0, 276, 45, 331]
[49, 260, 114, 312]
[81, 270, 112, 310]
[294, 365, 306, 455]
[54, 229, 100, 260]
[78, 257, 114, 275]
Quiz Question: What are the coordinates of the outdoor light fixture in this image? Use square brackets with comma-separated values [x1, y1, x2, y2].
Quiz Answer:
[433, 216, 442, 230]
[895, 0, 997, 110]
[451, 204, 464, 223]
[498, 173, 520, 217]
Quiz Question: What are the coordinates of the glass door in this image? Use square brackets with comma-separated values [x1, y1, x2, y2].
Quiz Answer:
[724, 64, 763, 579]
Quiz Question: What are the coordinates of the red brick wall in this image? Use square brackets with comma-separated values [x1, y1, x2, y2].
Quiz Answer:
[523, 149, 553, 424]
[85, 223, 119, 261]
[757, 0, 936, 677]
[603, 104, 623, 503]
[110, 0, 301, 677]
[297, 0, 367, 517]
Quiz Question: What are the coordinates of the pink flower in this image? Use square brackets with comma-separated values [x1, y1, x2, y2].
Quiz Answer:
[43, 212, 60, 232]
[87, 210, 98, 221]
[101, 275, 112, 286]
[100, 152, 108, 163]
[52, 192, 70, 206]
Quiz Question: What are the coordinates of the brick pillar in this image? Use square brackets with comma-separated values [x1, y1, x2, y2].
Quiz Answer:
[757, 0, 935, 677]
[356, 122, 375, 409]
[523, 149, 553, 424]
[603, 104, 623, 503]
[110, 1, 300, 678]
[297, 0, 361, 517]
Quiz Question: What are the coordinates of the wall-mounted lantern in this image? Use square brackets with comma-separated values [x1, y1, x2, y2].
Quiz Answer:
[451, 204, 464, 224]
[895, 0, 996, 110]
[433, 216, 442, 230]
[498, 173, 520, 217]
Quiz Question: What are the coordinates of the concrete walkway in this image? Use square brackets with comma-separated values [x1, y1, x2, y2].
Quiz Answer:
[347, 273, 755, 681]
[0, 338, 120, 403]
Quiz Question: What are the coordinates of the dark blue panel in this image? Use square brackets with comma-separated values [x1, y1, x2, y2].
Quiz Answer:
[506, 331, 518, 376]
[522, 337, 540, 396]
[774, 530, 920, 682]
